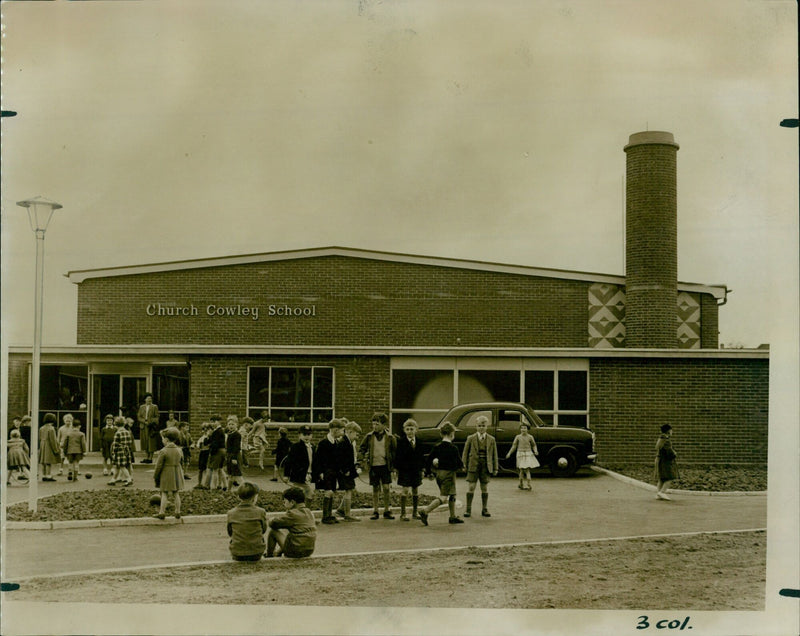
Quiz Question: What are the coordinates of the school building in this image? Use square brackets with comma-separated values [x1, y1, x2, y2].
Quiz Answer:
[5, 131, 769, 466]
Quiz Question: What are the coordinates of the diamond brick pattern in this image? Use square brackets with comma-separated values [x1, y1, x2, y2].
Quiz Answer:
[677, 292, 701, 349]
[588, 283, 626, 348]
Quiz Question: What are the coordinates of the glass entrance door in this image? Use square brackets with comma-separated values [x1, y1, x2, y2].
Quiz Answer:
[121, 376, 148, 448]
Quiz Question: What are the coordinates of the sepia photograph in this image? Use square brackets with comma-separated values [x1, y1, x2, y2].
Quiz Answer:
[1, 1, 797, 635]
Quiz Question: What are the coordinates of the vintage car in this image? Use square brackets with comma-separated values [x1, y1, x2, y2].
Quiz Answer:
[415, 401, 597, 477]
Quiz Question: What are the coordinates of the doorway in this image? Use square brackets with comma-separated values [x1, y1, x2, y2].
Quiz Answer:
[89, 374, 148, 451]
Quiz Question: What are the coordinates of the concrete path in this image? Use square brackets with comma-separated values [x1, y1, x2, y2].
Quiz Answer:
[3, 468, 766, 580]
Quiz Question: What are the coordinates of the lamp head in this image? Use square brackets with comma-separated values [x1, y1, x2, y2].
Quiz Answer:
[16, 196, 63, 232]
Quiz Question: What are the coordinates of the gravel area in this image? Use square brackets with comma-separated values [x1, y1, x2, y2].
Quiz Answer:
[599, 463, 767, 492]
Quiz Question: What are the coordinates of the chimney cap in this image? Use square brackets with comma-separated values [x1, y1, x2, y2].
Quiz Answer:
[624, 131, 679, 151]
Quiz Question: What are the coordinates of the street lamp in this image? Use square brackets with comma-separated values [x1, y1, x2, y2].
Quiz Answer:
[16, 196, 63, 513]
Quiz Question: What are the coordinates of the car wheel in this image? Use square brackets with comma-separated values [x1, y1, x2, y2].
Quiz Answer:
[548, 449, 577, 477]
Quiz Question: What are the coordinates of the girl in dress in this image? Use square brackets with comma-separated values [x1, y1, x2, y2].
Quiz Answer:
[153, 427, 185, 519]
[56, 413, 74, 476]
[7, 429, 31, 484]
[654, 424, 679, 500]
[38, 412, 61, 481]
[109, 416, 134, 486]
[238, 417, 253, 467]
[505, 423, 539, 490]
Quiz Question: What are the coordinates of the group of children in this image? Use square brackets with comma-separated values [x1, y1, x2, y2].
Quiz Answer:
[191, 414, 292, 492]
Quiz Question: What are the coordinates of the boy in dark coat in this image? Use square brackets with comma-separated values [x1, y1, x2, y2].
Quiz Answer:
[284, 425, 315, 503]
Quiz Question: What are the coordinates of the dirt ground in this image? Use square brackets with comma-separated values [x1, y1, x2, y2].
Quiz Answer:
[10, 530, 765, 610]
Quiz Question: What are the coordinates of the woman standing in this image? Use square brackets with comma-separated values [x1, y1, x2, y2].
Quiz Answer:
[654, 424, 679, 500]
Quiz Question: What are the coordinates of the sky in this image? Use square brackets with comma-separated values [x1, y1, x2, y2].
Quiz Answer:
[1, 0, 797, 350]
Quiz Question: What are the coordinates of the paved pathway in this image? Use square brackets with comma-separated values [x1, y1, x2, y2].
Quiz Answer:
[3, 467, 766, 580]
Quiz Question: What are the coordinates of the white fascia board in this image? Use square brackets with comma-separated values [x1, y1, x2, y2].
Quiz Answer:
[7, 344, 768, 360]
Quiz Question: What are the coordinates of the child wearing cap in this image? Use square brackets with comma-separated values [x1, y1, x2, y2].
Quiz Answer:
[226, 482, 267, 561]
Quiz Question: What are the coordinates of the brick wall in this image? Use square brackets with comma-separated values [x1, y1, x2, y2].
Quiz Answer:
[75, 256, 591, 347]
[590, 357, 768, 465]
[187, 354, 390, 441]
[6, 357, 29, 420]
[700, 294, 720, 348]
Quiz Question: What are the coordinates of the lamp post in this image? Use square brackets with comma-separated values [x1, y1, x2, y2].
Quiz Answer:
[17, 196, 62, 513]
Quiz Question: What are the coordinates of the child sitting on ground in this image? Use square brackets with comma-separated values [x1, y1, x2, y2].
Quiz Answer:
[265, 486, 317, 559]
[226, 482, 268, 562]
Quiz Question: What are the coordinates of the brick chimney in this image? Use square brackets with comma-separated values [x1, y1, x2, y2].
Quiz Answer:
[624, 131, 679, 348]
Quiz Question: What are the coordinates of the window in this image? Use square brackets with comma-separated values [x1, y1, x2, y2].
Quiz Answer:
[34, 365, 89, 426]
[458, 370, 520, 403]
[153, 365, 190, 424]
[524, 368, 589, 428]
[247, 366, 334, 424]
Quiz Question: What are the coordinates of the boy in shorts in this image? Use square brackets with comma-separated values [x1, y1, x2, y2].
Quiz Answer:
[265, 486, 317, 559]
[226, 482, 267, 561]
[334, 420, 362, 521]
[461, 414, 499, 518]
[359, 412, 397, 519]
[419, 421, 464, 526]
[314, 418, 345, 524]
[285, 425, 315, 503]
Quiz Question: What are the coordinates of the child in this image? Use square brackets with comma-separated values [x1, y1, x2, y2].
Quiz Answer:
[314, 418, 345, 524]
[394, 418, 426, 521]
[461, 414, 498, 518]
[109, 416, 134, 486]
[56, 413, 74, 475]
[193, 422, 212, 489]
[238, 416, 253, 468]
[334, 420, 362, 521]
[359, 412, 397, 520]
[284, 425, 315, 503]
[419, 421, 464, 526]
[178, 421, 193, 479]
[272, 427, 291, 482]
[225, 419, 243, 489]
[61, 418, 87, 481]
[152, 427, 185, 519]
[202, 415, 227, 490]
[123, 417, 137, 462]
[250, 411, 270, 470]
[506, 422, 539, 490]
[265, 486, 317, 559]
[165, 410, 179, 429]
[654, 424, 679, 500]
[38, 413, 61, 481]
[7, 429, 31, 484]
[99, 414, 117, 476]
[226, 482, 267, 561]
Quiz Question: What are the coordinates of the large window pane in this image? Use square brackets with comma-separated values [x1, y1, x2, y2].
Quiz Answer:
[271, 368, 312, 408]
[392, 370, 454, 409]
[249, 368, 271, 408]
[153, 365, 189, 418]
[524, 371, 554, 410]
[558, 371, 588, 410]
[558, 414, 588, 428]
[458, 370, 519, 403]
[313, 368, 333, 408]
